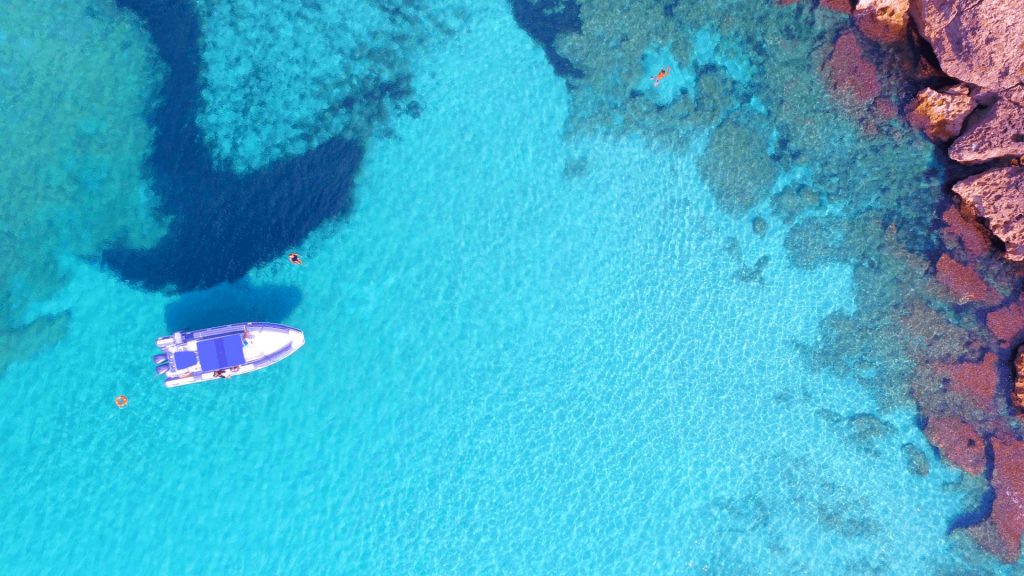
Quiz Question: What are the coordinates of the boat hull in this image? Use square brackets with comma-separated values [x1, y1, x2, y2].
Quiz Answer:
[155, 322, 304, 388]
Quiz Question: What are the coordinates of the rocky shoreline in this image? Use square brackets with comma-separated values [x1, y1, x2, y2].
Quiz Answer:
[784, 0, 1024, 563]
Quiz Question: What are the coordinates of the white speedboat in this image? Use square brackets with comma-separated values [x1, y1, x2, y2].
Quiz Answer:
[153, 322, 304, 387]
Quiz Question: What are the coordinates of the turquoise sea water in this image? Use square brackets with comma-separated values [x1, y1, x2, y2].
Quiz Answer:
[0, 1, 1017, 573]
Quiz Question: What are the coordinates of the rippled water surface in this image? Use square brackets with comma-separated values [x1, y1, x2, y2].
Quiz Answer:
[0, 1, 1016, 573]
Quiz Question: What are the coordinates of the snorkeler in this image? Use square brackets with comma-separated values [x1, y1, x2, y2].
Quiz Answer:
[288, 253, 303, 265]
[651, 67, 671, 87]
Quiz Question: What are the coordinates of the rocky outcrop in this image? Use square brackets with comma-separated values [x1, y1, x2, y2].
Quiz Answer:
[953, 167, 1024, 261]
[949, 89, 1024, 164]
[898, 2, 1024, 264]
[854, 0, 910, 43]
[906, 84, 976, 142]
[1014, 346, 1024, 408]
[909, 0, 1024, 91]
[796, 0, 1024, 564]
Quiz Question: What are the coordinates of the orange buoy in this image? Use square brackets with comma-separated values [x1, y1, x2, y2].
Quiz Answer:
[115, 395, 128, 408]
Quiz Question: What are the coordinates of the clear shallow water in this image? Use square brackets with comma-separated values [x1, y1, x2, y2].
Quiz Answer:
[0, 1, 1015, 574]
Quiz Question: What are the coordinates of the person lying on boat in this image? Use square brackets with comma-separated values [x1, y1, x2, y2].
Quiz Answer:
[288, 253, 303, 265]
[213, 366, 242, 379]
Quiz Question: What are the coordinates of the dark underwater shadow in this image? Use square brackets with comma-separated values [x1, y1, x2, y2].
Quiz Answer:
[106, 0, 363, 293]
[947, 435, 996, 533]
[509, 0, 584, 79]
[163, 281, 301, 333]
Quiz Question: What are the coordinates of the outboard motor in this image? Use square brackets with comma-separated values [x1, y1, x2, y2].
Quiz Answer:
[155, 364, 170, 375]
[153, 353, 168, 365]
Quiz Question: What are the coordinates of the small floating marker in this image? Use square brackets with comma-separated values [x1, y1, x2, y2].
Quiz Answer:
[115, 395, 128, 408]
[288, 252, 303, 265]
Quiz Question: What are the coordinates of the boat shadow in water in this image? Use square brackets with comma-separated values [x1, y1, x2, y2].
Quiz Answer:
[163, 281, 301, 333]
[106, 0, 367, 293]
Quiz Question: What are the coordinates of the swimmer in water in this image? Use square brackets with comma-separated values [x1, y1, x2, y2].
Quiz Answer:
[651, 67, 670, 88]
[288, 253, 303, 265]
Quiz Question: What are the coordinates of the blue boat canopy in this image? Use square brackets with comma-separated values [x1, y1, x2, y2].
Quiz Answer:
[197, 334, 245, 370]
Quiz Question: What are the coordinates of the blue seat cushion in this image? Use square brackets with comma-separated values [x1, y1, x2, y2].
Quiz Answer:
[173, 350, 198, 369]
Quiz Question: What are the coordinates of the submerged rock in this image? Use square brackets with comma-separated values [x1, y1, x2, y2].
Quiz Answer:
[823, 31, 882, 105]
[987, 301, 1024, 348]
[698, 117, 779, 215]
[923, 415, 986, 475]
[854, 0, 910, 44]
[953, 167, 1024, 261]
[938, 352, 998, 412]
[934, 253, 1002, 305]
[821, 0, 854, 13]
[909, 0, 1024, 91]
[966, 438, 1024, 562]
[940, 204, 991, 258]
[846, 413, 895, 454]
[906, 84, 976, 142]
[902, 443, 929, 476]
[771, 184, 823, 224]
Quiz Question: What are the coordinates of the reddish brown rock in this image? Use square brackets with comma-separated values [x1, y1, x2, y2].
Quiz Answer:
[923, 415, 986, 475]
[824, 32, 882, 104]
[941, 204, 992, 257]
[1014, 346, 1024, 408]
[906, 84, 977, 142]
[873, 97, 899, 120]
[987, 303, 1024, 347]
[966, 438, 1024, 562]
[938, 352, 998, 411]
[821, 0, 854, 13]
[855, 0, 910, 43]
[935, 253, 1002, 305]
[948, 91, 1024, 165]
[953, 167, 1024, 262]
[941, 204, 991, 258]
[909, 0, 1024, 91]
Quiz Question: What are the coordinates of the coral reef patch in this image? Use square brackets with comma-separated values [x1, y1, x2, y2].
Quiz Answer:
[193, 0, 449, 173]
[0, 0, 164, 374]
